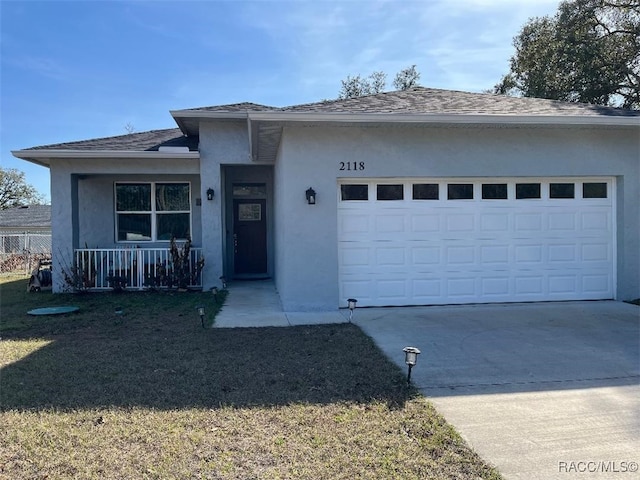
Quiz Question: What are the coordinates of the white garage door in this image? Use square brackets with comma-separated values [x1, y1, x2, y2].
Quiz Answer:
[338, 177, 615, 307]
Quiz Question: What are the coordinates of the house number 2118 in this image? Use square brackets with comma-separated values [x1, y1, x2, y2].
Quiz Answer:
[339, 161, 365, 171]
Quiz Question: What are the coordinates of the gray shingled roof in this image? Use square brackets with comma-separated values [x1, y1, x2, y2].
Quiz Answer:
[16, 87, 639, 155]
[0, 205, 51, 229]
[24, 128, 198, 152]
[186, 87, 640, 117]
[183, 102, 278, 113]
[279, 87, 640, 116]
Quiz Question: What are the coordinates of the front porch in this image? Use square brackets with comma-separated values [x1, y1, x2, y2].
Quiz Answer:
[72, 247, 204, 290]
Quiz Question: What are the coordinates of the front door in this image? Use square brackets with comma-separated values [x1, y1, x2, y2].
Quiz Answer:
[233, 199, 267, 276]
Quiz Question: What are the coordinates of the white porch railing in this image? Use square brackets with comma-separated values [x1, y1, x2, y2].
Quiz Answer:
[74, 247, 204, 290]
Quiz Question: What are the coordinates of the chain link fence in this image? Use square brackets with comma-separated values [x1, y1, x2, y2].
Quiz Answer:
[0, 232, 52, 274]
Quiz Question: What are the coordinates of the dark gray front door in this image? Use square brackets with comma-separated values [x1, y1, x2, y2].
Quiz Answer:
[233, 199, 267, 275]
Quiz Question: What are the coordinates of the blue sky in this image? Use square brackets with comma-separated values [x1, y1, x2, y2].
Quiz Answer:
[1, 0, 560, 200]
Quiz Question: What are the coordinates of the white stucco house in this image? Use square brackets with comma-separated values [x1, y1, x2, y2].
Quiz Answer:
[12, 87, 640, 309]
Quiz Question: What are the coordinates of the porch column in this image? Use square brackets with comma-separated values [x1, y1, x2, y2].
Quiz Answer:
[49, 165, 78, 292]
[199, 154, 223, 291]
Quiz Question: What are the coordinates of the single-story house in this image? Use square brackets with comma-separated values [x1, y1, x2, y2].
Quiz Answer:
[0, 204, 51, 254]
[12, 87, 640, 310]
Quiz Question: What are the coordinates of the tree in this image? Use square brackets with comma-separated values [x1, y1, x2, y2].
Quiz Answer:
[495, 0, 639, 109]
[339, 65, 421, 99]
[339, 71, 387, 99]
[0, 167, 46, 209]
[393, 65, 421, 91]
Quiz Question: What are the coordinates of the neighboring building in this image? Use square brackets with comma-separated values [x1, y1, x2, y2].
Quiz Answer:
[0, 205, 51, 255]
[12, 87, 640, 310]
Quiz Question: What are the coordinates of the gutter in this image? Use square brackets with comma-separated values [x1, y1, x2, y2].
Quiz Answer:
[246, 112, 640, 127]
[171, 109, 640, 127]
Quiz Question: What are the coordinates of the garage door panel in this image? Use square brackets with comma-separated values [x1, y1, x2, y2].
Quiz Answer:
[411, 246, 441, 265]
[411, 278, 442, 300]
[481, 277, 511, 297]
[411, 214, 441, 232]
[338, 177, 614, 306]
[548, 212, 577, 231]
[375, 215, 406, 234]
[581, 211, 611, 231]
[515, 213, 543, 231]
[548, 274, 578, 294]
[514, 276, 545, 296]
[480, 245, 510, 264]
[376, 279, 408, 300]
[515, 245, 543, 264]
[581, 243, 610, 262]
[375, 247, 405, 266]
[480, 213, 510, 232]
[548, 244, 577, 262]
[582, 274, 611, 295]
[446, 214, 475, 232]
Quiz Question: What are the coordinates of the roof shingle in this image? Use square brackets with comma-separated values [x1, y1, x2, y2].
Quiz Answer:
[24, 128, 198, 152]
[0, 205, 51, 229]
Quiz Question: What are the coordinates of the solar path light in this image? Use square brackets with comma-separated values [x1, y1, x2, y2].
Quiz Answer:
[197, 306, 206, 328]
[403, 346, 421, 386]
[347, 298, 357, 322]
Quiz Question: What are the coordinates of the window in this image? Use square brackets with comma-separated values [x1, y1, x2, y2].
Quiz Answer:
[341, 184, 368, 201]
[413, 184, 439, 200]
[516, 183, 541, 199]
[550, 183, 575, 199]
[116, 182, 191, 242]
[447, 184, 473, 200]
[482, 184, 508, 200]
[377, 184, 403, 200]
[232, 183, 267, 197]
[583, 182, 607, 199]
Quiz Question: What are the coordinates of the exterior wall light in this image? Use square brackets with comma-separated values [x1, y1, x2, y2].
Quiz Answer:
[207, 188, 215, 201]
[403, 346, 421, 386]
[347, 298, 357, 322]
[197, 306, 206, 328]
[305, 187, 316, 205]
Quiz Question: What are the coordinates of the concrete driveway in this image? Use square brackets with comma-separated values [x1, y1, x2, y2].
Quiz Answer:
[353, 301, 639, 480]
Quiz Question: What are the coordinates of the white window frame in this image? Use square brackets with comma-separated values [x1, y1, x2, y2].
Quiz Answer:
[115, 181, 192, 243]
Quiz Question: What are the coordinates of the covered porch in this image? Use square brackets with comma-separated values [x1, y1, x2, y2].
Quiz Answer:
[72, 246, 204, 290]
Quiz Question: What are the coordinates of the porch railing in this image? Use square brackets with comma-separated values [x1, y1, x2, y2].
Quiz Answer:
[74, 247, 204, 290]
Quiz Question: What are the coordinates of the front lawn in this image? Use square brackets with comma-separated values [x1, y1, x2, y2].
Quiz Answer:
[0, 276, 502, 479]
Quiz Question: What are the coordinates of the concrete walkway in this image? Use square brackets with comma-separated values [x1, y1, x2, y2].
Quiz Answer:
[213, 280, 348, 328]
[214, 282, 640, 479]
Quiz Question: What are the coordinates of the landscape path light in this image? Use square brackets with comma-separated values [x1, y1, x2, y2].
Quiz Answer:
[211, 286, 219, 300]
[403, 346, 421, 386]
[197, 306, 206, 328]
[347, 298, 357, 322]
[219, 276, 227, 289]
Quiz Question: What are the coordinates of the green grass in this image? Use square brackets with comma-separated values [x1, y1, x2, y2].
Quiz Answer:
[0, 276, 502, 479]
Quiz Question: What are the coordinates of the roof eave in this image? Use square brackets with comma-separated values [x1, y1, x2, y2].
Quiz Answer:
[11, 149, 200, 167]
[247, 112, 640, 127]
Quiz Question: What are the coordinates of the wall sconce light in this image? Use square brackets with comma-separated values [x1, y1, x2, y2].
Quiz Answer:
[305, 187, 316, 205]
[206, 188, 215, 201]
[347, 298, 357, 322]
[403, 346, 421, 386]
[197, 306, 206, 328]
